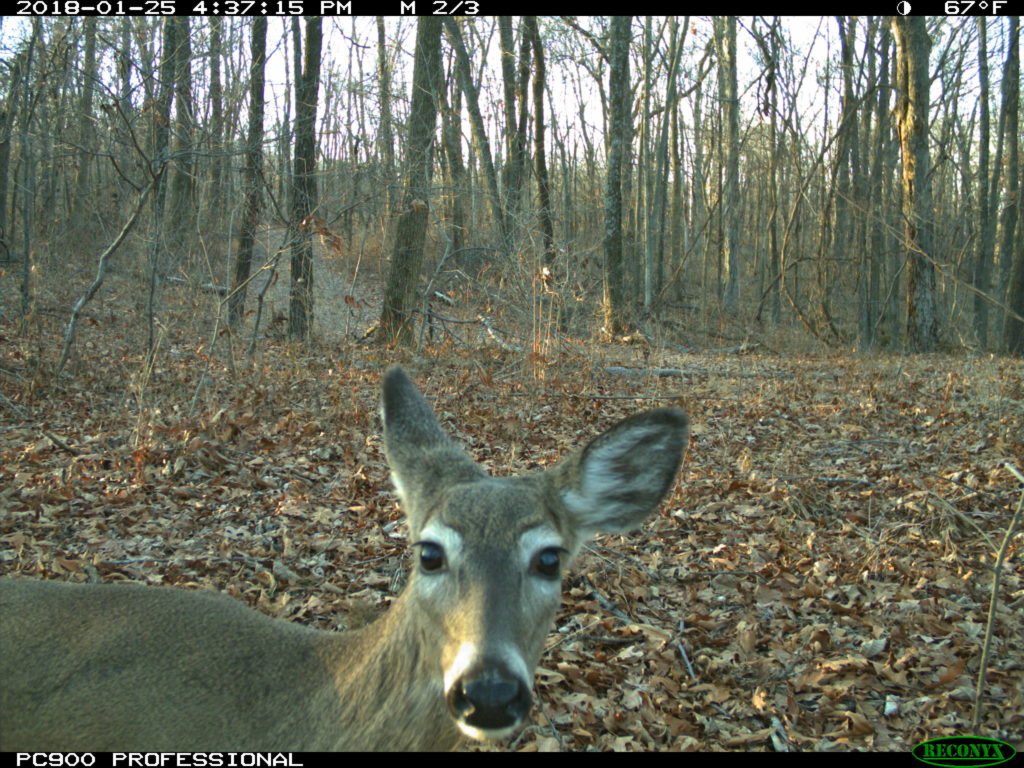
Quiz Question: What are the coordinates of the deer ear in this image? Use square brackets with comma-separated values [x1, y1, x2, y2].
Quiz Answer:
[380, 367, 484, 527]
[380, 366, 449, 451]
[554, 409, 688, 536]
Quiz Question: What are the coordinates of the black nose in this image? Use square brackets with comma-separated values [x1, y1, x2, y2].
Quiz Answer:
[447, 661, 531, 732]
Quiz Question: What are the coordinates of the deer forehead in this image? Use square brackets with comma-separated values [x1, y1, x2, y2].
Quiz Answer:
[418, 480, 569, 557]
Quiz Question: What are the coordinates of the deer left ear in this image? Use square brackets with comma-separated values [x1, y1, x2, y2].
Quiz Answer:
[551, 409, 688, 535]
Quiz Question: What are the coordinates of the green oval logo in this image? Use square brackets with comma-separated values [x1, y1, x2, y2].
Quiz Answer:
[913, 737, 1017, 768]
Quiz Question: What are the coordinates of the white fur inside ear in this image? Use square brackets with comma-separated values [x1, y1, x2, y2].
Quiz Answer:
[561, 422, 677, 533]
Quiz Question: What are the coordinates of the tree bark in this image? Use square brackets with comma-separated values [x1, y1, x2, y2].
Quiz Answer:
[715, 16, 740, 314]
[602, 16, 632, 337]
[288, 17, 322, 341]
[229, 17, 267, 330]
[999, 16, 1022, 353]
[378, 17, 442, 345]
[973, 18, 993, 348]
[525, 17, 555, 266]
[892, 17, 937, 352]
[443, 18, 507, 244]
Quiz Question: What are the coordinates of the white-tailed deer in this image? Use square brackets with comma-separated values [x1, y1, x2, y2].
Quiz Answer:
[0, 367, 687, 751]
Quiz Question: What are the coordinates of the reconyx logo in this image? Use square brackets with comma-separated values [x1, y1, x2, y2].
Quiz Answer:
[913, 737, 1017, 768]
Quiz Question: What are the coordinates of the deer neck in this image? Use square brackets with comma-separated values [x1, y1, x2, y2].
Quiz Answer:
[315, 590, 462, 751]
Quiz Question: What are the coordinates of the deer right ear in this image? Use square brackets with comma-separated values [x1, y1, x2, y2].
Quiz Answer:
[380, 367, 484, 527]
[556, 409, 688, 537]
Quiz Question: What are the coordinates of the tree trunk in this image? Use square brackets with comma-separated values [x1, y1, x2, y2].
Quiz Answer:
[444, 18, 507, 245]
[377, 18, 397, 214]
[208, 17, 225, 222]
[229, 17, 267, 330]
[288, 17, 322, 341]
[602, 16, 632, 337]
[715, 17, 740, 314]
[73, 17, 97, 224]
[439, 80, 466, 254]
[997, 16, 1020, 346]
[892, 17, 937, 352]
[999, 16, 1022, 353]
[146, 17, 177, 356]
[378, 17, 442, 345]
[167, 18, 195, 257]
[525, 17, 555, 266]
[972, 20, 995, 348]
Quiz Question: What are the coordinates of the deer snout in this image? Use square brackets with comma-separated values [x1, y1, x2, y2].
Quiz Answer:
[446, 660, 531, 736]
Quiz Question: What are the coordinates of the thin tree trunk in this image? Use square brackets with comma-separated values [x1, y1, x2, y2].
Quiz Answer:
[525, 17, 555, 266]
[208, 17, 225, 220]
[974, 18, 993, 348]
[378, 17, 442, 345]
[892, 16, 937, 352]
[715, 17, 740, 314]
[377, 18, 397, 214]
[167, 18, 195, 257]
[229, 17, 267, 330]
[999, 16, 1022, 352]
[146, 17, 177, 357]
[288, 17, 322, 341]
[73, 17, 97, 224]
[603, 16, 631, 337]
[443, 18, 507, 245]
[997, 16, 1020, 343]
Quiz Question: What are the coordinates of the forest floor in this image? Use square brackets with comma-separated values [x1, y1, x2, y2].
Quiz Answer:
[1, 248, 1022, 752]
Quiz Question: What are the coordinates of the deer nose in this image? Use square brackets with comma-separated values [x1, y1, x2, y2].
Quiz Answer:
[447, 662, 531, 731]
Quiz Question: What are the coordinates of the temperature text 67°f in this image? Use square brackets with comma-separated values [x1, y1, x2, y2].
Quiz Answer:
[945, 0, 1009, 13]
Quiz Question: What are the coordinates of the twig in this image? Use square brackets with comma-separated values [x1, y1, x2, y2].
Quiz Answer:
[676, 619, 696, 679]
[972, 463, 1023, 732]
[580, 574, 632, 624]
[0, 391, 27, 417]
[41, 430, 78, 456]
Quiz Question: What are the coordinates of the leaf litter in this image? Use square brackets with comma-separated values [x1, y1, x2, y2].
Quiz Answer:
[1, 317, 1022, 751]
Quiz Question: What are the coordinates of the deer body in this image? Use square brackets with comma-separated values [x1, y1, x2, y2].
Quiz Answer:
[0, 368, 687, 751]
[1, 579, 456, 751]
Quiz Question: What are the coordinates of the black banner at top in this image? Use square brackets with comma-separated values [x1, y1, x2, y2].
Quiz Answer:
[9, 0, 1013, 15]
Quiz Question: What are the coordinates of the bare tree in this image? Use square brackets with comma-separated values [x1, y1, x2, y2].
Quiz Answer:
[167, 18, 196, 255]
[229, 17, 267, 330]
[715, 16, 740, 315]
[378, 17, 443, 345]
[525, 17, 555, 266]
[892, 17, 937, 352]
[72, 17, 97, 224]
[973, 18, 994, 348]
[376, 18, 397, 214]
[207, 17, 225, 217]
[288, 17, 322, 341]
[603, 16, 631, 337]
[443, 18, 507, 245]
[146, 17, 178, 356]
[999, 16, 1022, 354]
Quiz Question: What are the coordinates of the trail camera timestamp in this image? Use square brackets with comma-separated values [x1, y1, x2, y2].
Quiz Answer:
[16, 0, 174, 13]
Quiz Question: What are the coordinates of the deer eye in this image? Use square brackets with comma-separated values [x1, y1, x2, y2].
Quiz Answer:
[415, 541, 446, 573]
[531, 547, 565, 580]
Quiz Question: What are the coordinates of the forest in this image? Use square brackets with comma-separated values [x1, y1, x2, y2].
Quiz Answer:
[0, 15, 1021, 751]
